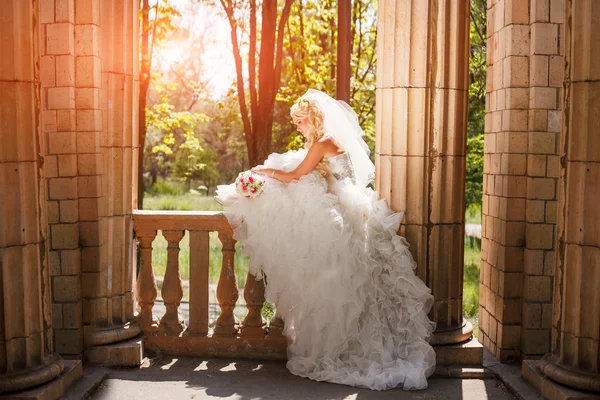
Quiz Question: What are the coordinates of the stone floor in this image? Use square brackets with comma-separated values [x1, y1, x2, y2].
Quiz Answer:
[86, 356, 516, 400]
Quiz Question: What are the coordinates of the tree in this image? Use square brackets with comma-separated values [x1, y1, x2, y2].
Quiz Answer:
[465, 0, 487, 211]
[217, 0, 295, 166]
[138, 0, 180, 208]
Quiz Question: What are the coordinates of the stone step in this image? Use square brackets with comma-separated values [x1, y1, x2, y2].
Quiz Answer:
[435, 338, 484, 365]
[522, 360, 600, 400]
[0, 360, 82, 400]
[62, 367, 108, 400]
[85, 337, 143, 367]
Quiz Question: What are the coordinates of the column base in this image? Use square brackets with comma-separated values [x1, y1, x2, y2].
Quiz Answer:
[430, 318, 474, 345]
[84, 321, 141, 347]
[0, 355, 64, 395]
[434, 337, 484, 365]
[84, 337, 143, 367]
[0, 359, 81, 400]
[523, 359, 600, 400]
[540, 355, 600, 394]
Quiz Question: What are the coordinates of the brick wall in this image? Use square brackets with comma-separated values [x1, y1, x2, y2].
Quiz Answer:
[480, 0, 563, 361]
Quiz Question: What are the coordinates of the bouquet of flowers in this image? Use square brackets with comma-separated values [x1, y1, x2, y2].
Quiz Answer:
[235, 170, 266, 199]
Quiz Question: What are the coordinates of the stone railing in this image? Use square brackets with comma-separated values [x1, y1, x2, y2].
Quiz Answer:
[133, 210, 286, 359]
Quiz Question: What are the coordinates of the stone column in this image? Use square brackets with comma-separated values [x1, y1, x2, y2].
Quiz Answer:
[376, 0, 473, 346]
[0, 0, 64, 393]
[538, 0, 600, 393]
[80, 0, 142, 363]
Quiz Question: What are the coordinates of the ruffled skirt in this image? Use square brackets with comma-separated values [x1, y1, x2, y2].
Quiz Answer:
[215, 150, 436, 391]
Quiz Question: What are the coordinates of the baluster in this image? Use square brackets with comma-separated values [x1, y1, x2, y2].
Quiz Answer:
[268, 313, 285, 339]
[187, 230, 210, 335]
[136, 228, 159, 332]
[213, 230, 239, 337]
[239, 272, 267, 338]
[159, 230, 186, 335]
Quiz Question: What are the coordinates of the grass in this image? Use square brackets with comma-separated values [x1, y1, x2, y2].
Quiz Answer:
[463, 239, 481, 338]
[143, 193, 223, 211]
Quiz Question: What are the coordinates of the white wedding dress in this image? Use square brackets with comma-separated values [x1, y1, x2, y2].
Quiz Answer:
[215, 148, 436, 391]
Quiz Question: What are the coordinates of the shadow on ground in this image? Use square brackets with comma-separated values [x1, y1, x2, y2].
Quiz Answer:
[89, 356, 515, 400]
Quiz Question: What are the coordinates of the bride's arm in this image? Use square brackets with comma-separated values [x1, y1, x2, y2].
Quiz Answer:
[252, 143, 326, 183]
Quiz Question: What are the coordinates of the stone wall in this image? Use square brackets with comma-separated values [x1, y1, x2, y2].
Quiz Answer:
[480, 0, 564, 362]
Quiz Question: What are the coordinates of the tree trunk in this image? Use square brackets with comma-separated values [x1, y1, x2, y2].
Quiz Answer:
[138, 0, 151, 209]
[336, 0, 352, 102]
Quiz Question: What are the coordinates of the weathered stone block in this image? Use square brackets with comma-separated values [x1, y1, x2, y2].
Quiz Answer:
[62, 302, 82, 329]
[75, 0, 100, 24]
[530, 87, 558, 109]
[61, 248, 81, 275]
[47, 87, 75, 109]
[549, 55, 564, 87]
[48, 132, 76, 154]
[527, 155, 547, 177]
[547, 110, 562, 133]
[56, 109, 76, 131]
[77, 153, 102, 176]
[528, 132, 556, 154]
[545, 200, 557, 223]
[75, 88, 100, 109]
[48, 177, 77, 200]
[527, 177, 556, 200]
[521, 328, 550, 354]
[75, 56, 101, 87]
[76, 109, 102, 131]
[53, 275, 81, 301]
[531, 23, 559, 55]
[505, 87, 529, 109]
[75, 25, 99, 56]
[55, 0, 75, 23]
[55, 55, 75, 87]
[51, 222, 79, 249]
[47, 200, 59, 224]
[530, 55, 549, 87]
[59, 199, 78, 223]
[506, 24, 529, 56]
[53, 303, 63, 329]
[550, 0, 564, 23]
[501, 153, 527, 175]
[523, 302, 542, 328]
[41, 56, 56, 87]
[503, 175, 527, 198]
[498, 271, 523, 298]
[49, 250, 61, 276]
[497, 323, 521, 349]
[525, 249, 544, 275]
[58, 154, 77, 177]
[530, 0, 549, 23]
[524, 275, 553, 302]
[543, 250, 555, 276]
[504, 56, 529, 88]
[41, 0, 55, 23]
[45, 156, 58, 179]
[526, 199, 546, 223]
[526, 223, 555, 249]
[505, 0, 529, 24]
[81, 271, 109, 297]
[46, 23, 74, 55]
[502, 109, 528, 132]
[54, 328, 83, 354]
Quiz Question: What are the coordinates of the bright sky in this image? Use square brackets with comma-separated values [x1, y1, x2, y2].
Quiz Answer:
[154, 0, 236, 99]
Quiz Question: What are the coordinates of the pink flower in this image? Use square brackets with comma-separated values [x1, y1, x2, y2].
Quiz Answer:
[245, 195, 251, 198]
[249, 176, 254, 183]
[251, 188, 257, 193]
[242, 185, 247, 191]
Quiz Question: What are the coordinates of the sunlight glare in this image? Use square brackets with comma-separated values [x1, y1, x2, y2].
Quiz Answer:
[219, 362, 237, 372]
[160, 358, 178, 370]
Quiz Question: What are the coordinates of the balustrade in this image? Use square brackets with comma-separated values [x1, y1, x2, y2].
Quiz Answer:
[133, 210, 286, 359]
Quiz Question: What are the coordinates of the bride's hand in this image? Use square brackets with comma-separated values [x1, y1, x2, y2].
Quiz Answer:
[251, 165, 268, 175]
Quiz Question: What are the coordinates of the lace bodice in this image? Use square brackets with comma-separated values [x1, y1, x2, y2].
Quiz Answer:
[328, 152, 356, 184]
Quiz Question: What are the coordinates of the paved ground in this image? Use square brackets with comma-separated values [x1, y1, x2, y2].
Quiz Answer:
[88, 356, 516, 400]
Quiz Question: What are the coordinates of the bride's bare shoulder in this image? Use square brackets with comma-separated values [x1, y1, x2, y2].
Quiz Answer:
[317, 135, 345, 155]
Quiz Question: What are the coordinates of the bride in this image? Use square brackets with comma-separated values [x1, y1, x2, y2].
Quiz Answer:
[215, 89, 436, 391]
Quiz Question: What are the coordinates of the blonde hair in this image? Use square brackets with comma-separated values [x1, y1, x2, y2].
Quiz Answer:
[290, 97, 329, 178]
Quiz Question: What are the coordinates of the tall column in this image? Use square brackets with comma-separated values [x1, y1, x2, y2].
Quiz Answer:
[80, 0, 141, 356]
[539, 0, 600, 393]
[376, 0, 472, 345]
[0, 0, 64, 392]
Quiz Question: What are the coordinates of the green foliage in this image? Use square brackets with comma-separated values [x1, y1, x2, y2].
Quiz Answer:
[466, 134, 484, 208]
[463, 240, 481, 337]
[146, 178, 186, 196]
